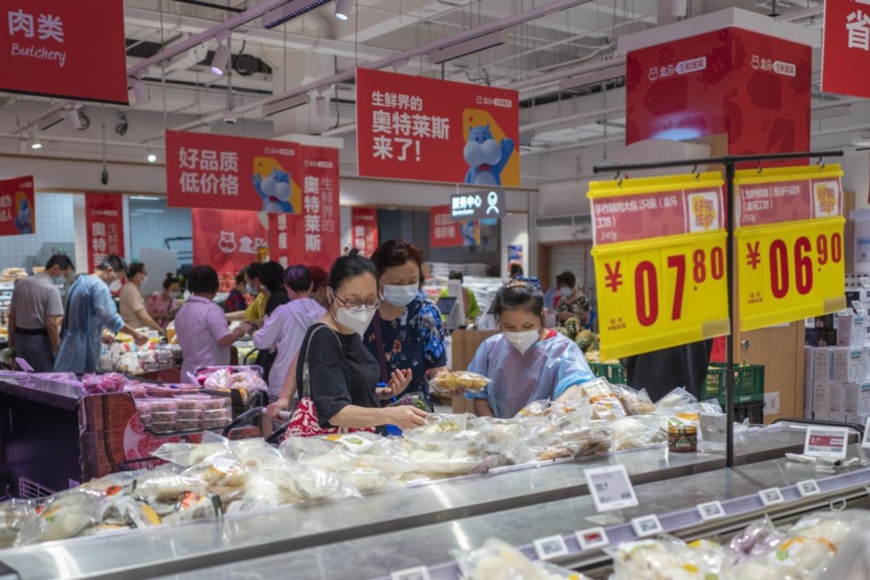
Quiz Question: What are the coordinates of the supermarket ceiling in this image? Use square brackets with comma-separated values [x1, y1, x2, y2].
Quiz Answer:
[0, 0, 854, 182]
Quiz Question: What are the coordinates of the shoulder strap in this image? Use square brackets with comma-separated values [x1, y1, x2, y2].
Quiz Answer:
[371, 310, 389, 383]
[301, 323, 341, 398]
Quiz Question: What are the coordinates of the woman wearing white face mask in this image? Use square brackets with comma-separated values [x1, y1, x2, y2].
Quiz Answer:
[555, 271, 591, 327]
[465, 278, 595, 419]
[146, 274, 181, 331]
[294, 250, 426, 433]
[362, 240, 449, 411]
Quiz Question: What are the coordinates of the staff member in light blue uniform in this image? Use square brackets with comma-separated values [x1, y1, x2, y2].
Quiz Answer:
[466, 277, 595, 418]
[54, 255, 149, 374]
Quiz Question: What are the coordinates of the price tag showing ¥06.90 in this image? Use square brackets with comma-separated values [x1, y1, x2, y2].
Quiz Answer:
[584, 465, 639, 512]
[735, 165, 846, 331]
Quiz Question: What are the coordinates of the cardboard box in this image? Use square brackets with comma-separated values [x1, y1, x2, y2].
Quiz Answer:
[833, 348, 850, 384]
[828, 383, 845, 423]
[813, 348, 833, 384]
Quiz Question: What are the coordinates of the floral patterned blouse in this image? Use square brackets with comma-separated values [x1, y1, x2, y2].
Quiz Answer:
[363, 295, 447, 408]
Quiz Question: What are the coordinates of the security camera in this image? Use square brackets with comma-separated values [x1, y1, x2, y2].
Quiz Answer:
[224, 111, 237, 125]
[101, 166, 109, 185]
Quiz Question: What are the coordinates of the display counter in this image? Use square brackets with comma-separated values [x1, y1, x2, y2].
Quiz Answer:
[0, 425, 813, 579]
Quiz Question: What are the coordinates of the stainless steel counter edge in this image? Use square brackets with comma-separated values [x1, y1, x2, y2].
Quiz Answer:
[0, 378, 84, 411]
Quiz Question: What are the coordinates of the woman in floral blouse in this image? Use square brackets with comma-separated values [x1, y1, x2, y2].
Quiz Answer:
[363, 240, 448, 410]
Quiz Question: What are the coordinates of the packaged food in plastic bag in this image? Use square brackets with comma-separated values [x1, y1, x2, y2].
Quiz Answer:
[388, 392, 430, 412]
[453, 537, 590, 580]
[17, 490, 104, 545]
[429, 371, 492, 396]
[82, 372, 129, 394]
[259, 464, 361, 503]
[203, 368, 267, 392]
[0, 500, 37, 548]
[161, 493, 222, 525]
[612, 385, 656, 416]
[589, 393, 627, 422]
[611, 414, 668, 451]
[611, 537, 726, 580]
[655, 387, 698, 410]
[99, 496, 162, 528]
[133, 465, 207, 504]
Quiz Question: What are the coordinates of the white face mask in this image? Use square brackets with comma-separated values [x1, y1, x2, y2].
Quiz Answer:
[168, 291, 180, 299]
[560, 287, 572, 297]
[109, 279, 122, 293]
[335, 306, 377, 337]
[143, 276, 149, 284]
[382, 284, 418, 307]
[504, 329, 540, 354]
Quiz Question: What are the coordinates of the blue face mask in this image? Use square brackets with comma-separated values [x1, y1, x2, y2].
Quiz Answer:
[52, 276, 65, 286]
[246, 283, 258, 296]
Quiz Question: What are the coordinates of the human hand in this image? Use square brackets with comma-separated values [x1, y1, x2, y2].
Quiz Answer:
[101, 334, 116, 345]
[381, 369, 412, 398]
[133, 332, 150, 347]
[386, 406, 427, 430]
[266, 398, 290, 420]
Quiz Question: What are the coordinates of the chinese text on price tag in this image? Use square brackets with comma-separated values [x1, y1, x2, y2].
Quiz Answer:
[735, 165, 846, 331]
[588, 173, 730, 359]
[584, 465, 639, 512]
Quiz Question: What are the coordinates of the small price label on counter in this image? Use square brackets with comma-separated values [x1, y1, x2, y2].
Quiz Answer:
[588, 173, 730, 359]
[575, 527, 610, 551]
[759, 487, 785, 506]
[390, 567, 430, 580]
[631, 514, 663, 537]
[697, 501, 726, 521]
[797, 480, 821, 497]
[533, 535, 569, 561]
[804, 426, 849, 459]
[584, 465, 639, 512]
[735, 165, 846, 331]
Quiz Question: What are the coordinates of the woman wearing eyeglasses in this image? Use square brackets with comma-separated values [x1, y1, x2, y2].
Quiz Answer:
[363, 240, 449, 411]
[285, 250, 427, 433]
[465, 278, 595, 419]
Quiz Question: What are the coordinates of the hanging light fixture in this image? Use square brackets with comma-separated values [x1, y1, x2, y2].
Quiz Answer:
[132, 78, 149, 104]
[334, 0, 352, 21]
[210, 34, 231, 76]
[147, 149, 157, 163]
[29, 129, 42, 150]
[66, 103, 83, 130]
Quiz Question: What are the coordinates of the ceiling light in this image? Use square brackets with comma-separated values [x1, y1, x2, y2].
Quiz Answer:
[558, 62, 626, 92]
[66, 106, 83, 130]
[334, 0, 352, 21]
[670, 0, 688, 18]
[17, 139, 26, 154]
[315, 94, 327, 117]
[430, 31, 506, 65]
[262, 0, 332, 29]
[132, 78, 149, 104]
[852, 135, 870, 147]
[29, 129, 42, 150]
[210, 37, 231, 76]
[147, 150, 157, 163]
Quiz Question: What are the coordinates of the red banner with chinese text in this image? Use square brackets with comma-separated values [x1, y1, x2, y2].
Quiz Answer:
[166, 131, 302, 213]
[356, 69, 519, 186]
[0, 176, 35, 237]
[822, 0, 870, 98]
[268, 146, 341, 271]
[431, 205, 479, 248]
[191, 209, 266, 277]
[85, 194, 124, 271]
[351, 207, 379, 257]
[1, 1, 127, 103]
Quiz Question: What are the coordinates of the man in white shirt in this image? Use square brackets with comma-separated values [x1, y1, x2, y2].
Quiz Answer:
[7, 255, 75, 372]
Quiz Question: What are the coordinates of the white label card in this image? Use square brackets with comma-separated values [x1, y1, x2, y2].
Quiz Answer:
[862, 418, 870, 449]
[584, 465, 639, 512]
[804, 426, 849, 459]
[759, 487, 785, 506]
[533, 535, 569, 561]
[697, 501, 726, 521]
[631, 515, 663, 537]
[575, 527, 610, 551]
[797, 480, 821, 497]
[390, 567, 430, 580]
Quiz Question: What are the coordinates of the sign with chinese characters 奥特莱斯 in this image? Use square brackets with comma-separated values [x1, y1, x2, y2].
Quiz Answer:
[85, 194, 123, 271]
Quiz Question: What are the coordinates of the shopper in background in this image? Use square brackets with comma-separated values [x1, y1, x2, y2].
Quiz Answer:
[509, 264, 524, 279]
[146, 274, 181, 331]
[258, 261, 289, 318]
[176, 265, 250, 382]
[466, 278, 595, 418]
[224, 273, 248, 313]
[624, 341, 714, 403]
[119, 263, 164, 335]
[554, 271, 590, 326]
[226, 263, 266, 325]
[364, 240, 448, 410]
[254, 265, 326, 398]
[292, 250, 424, 433]
[7, 255, 75, 372]
[308, 265, 329, 309]
[440, 270, 480, 324]
[54, 255, 149, 373]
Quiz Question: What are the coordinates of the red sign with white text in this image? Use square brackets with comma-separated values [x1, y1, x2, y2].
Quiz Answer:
[1, 1, 127, 104]
[351, 207, 379, 257]
[192, 209, 266, 276]
[0, 176, 35, 237]
[822, 0, 870, 98]
[356, 69, 520, 186]
[431, 205, 480, 248]
[737, 177, 843, 227]
[268, 146, 341, 271]
[166, 130, 302, 213]
[85, 194, 124, 271]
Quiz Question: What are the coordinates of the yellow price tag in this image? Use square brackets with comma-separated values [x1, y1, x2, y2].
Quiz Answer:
[592, 231, 730, 360]
[736, 218, 846, 331]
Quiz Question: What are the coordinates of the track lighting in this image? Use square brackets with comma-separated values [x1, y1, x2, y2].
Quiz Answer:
[210, 35, 231, 76]
[132, 78, 149, 104]
[147, 150, 157, 163]
[29, 129, 42, 150]
[334, 0, 352, 21]
[66, 104, 83, 130]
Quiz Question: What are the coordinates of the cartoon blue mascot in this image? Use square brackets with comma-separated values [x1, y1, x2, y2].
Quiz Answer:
[253, 168, 294, 213]
[463, 124, 514, 186]
[14, 198, 33, 234]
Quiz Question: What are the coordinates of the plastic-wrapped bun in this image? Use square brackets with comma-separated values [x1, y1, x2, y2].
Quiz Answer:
[17, 491, 103, 545]
[429, 371, 492, 396]
[453, 538, 590, 580]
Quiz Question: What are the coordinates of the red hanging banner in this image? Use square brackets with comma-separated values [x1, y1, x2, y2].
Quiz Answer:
[191, 209, 266, 277]
[430, 205, 479, 248]
[268, 145, 341, 271]
[0, 1, 128, 104]
[822, 0, 870, 98]
[85, 194, 124, 271]
[356, 69, 520, 186]
[0, 175, 35, 237]
[166, 131, 303, 213]
[351, 207, 379, 256]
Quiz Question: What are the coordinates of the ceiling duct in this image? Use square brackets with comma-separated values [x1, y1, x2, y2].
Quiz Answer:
[430, 32, 506, 65]
[262, 0, 332, 29]
[263, 93, 311, 117]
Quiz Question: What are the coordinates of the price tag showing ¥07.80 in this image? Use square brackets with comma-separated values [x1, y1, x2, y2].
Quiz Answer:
[584, 465, 639, 512]
[591, 231, 730, 360]
[736, 218, 846, 331]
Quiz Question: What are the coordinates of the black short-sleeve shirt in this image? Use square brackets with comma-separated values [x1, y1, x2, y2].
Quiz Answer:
[297, 323, 381, 428]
